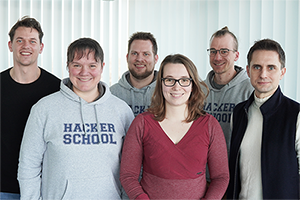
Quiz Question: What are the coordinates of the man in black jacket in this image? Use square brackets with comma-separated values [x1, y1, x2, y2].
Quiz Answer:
[227, 39, 300, 200]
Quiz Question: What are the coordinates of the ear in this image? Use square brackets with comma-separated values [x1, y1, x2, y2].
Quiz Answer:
[279, 67, 286, 80]
[66, 62, 69, 72]
[39, 43, 44, 54]
[246, 65, 250, 78]
[126, 54, 128, 62]
[8, 41, 13, 52]
[234, 51, 239, 62]
[154, 54, 159, 64]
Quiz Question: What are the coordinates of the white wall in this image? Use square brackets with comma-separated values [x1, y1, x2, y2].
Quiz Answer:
[1, 0, 299, 101]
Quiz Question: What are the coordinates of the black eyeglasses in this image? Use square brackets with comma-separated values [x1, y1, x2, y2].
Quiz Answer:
[207, 48, 237, 57]
[162, 78, 193, 87]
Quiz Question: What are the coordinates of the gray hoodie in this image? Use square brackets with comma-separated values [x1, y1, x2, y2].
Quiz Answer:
[110, 71, 157, 117]
[203, 66, 253, 154]
[18, 78, 134, 200]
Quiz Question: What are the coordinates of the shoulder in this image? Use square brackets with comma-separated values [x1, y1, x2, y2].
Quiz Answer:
[0, 68, 11, 75]
[0, 68, 12, 83]
[193, 114, 220, 128]
[39, 68, 61, 91]
[132, 112, 154, 124]
[204, 114, 220, 125]
[110, 82, 122, 91]
[110, 81, 131, 95]
[109, 94, 131, 108]
[40, 68, 60, 81]
[35, 91, 62, 105]
[107, 94, 134, 119]
[148, 79, 157, 89]
[29, 91, 62, 115]
[110, 71, 131, 89]
[234, 99, 248, 111]
[194, 114, 224, 138]
[238, 77, 253, 90]
[204, 70, 214, 81]
[138, 111, 154, 120]
[232, 99, 250, 123]
[281, 94, 300, 110]
[130, 112, 154, 130]
[203, 70, 214, 87]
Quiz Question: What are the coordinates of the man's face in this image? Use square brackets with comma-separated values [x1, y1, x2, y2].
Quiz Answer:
[247, 50, 286, 98]
[8, 27, 44, 67]
[127, 39, 158, 80]
[209, 34, 239, 75]
[68, 50, 104, 99]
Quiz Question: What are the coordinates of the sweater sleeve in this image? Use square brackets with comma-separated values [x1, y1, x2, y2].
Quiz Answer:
[17, 105, 46, 199]
[120, 114, 150, 199]
[203, 116, 230, 199]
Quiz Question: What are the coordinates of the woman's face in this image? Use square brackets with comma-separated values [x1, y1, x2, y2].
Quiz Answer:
[68, 50, 104, 100]
[162, 63, 192, 108]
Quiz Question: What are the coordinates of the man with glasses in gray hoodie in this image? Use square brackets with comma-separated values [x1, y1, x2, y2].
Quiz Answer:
[203, 27, 253, 156]
[110, 32, 159, 117]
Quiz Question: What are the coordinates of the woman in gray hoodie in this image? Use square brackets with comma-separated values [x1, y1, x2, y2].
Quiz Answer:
[18, 38, 134, 199]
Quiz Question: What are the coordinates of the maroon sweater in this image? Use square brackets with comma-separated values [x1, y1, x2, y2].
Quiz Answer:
[120, 112, 229, 199]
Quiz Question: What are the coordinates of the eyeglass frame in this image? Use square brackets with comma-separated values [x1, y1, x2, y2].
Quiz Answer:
[161, 78, 193, 87]
[207, 48, 237, 57]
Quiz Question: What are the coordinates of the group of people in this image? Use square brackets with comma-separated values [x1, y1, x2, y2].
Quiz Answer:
[1, 16, 299, 200]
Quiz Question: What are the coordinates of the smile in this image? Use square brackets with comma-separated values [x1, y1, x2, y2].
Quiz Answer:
[134, 63, 146, 68]
[171, 93, 184, 98]
[214, 62, 225, 66]
[78, 78, 92, 82]
[20, 52, 31, 55]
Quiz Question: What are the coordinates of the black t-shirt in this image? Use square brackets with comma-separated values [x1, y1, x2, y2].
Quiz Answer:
[0, 67, 61, 193]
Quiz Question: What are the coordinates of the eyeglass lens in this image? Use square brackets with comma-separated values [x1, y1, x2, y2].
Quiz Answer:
[163, 78, 191, 87]
[208, 49, 230, 57]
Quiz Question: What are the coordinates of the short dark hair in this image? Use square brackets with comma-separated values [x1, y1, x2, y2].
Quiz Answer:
[128, 32, 158, 55]
[247, 39, 285, 69]
[148, 54, 208, 122]
[9, 16, 44, 43]
[210, 26, 238, 51]
[67, 38, 104, 66]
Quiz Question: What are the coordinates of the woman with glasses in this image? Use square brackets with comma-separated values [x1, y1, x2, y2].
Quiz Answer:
[120, 54, 229, 199]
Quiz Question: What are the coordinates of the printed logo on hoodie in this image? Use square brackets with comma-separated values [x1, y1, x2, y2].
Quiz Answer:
[204, 102, 236, 123]
[63, 123, 117, 145]
[129, 105, 149, 116]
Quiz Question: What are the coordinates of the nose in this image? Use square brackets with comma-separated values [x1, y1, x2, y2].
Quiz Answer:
[136, 53, 143, 61]
[22, 40, 30, 48]
[172, 81, 181, 89]
[214, 51, 223, 60]
[260, 68, 268, 78]
[79, 66, 89, 75]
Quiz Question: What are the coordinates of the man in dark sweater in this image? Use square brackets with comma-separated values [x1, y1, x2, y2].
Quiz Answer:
[228, 39, 300, 199]
[0, 16, 60, 199]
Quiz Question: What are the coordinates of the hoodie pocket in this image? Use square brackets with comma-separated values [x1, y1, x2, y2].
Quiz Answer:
[61, 176, 121, 200]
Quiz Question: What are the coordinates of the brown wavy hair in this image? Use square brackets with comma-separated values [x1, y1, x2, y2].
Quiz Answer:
[148, 54, 209, 122]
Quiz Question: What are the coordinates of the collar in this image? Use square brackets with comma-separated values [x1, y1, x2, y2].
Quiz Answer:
[243, 86, 282, 116]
